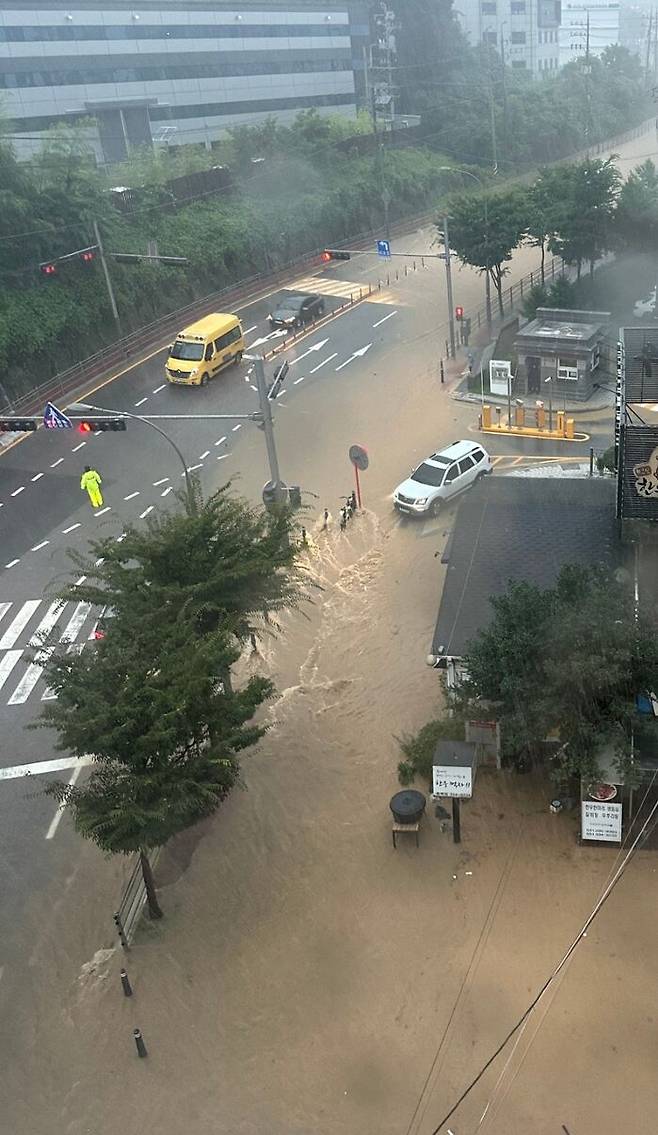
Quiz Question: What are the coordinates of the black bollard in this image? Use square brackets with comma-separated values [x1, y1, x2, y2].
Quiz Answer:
[440, 359, 445, 384]
[133, 1028, 148, 1058]
[301, 527, 307, 545]
[120, 968, 133, 997]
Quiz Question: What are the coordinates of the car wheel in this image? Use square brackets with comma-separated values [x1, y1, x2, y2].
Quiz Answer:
[234, 351, 242, 365]
[318, 301, 325, 316]
[430, 498, 442, 517]
[475, 470, 484, 482]
[200, 373, 208, 386]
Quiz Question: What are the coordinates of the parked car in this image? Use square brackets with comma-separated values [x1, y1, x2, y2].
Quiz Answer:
[393, 440, 492, 517]
[268, 293, 325, 329]
[93, 604, 116, 640]
[633, 289, 656, 319]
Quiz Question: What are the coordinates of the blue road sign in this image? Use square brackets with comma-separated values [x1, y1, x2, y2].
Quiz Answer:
[43, 401, 73, 429]
[377, 239, 391, 258]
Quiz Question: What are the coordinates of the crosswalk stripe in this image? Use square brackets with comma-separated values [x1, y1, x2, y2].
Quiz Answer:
[0, 602, 11, 626]
[0, 650, 22, 692]
[8, 647, 54, 705]
[41, 642, 84, 701]
[28, 600, 66, 647]
[60, 602, 91, 643]
[0, 601, 41, 650]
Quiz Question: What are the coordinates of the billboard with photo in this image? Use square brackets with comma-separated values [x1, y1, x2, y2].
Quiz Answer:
[618, 425, 658, 521]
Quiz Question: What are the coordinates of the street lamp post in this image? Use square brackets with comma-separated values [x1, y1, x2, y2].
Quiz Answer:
[545, 376, 553, 433]
[69, 400, 198, 515]
[439, 167, 492, 331]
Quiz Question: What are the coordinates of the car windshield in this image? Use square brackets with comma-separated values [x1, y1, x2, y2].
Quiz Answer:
[411, 462, 446, 487]
[275, 308, 297, 319]
[170, 340, 204, 361]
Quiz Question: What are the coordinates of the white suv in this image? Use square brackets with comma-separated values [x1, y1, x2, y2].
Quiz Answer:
[393, 440, 492, 517]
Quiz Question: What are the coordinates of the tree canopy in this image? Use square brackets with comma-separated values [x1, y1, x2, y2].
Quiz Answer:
[36, 484, 305, 916]
[443, 186, 528, 313]
[459, 565, 658, 782]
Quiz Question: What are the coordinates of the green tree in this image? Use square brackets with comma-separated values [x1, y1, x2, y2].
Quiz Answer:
[443, 187, 528, 315]
[614, 158, 658, 252]
[526, 167, 564, 284]
[548, 157, 621, 279]
[459, 565, 658, 781]
[36, 485, 304, 917]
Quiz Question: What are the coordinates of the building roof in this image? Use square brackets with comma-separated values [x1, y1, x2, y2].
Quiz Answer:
[518, 319, 601, 343]
[431, 477, 622, 660]
[621, 326, 658, 402]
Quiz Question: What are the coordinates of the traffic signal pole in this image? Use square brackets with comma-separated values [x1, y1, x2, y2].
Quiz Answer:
[249, 355, 286, 508]
[442, 215, 457, 360]
[92, 220, 121, 337]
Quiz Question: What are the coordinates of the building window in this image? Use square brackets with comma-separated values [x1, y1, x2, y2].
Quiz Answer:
[558, 357, 579, 381]
[511, 1, 526, 12]
[511, 30, 526, 43]
[483, 30, 497, 44]
[481, 1, 497, 11]
[511, 59, 526, 68]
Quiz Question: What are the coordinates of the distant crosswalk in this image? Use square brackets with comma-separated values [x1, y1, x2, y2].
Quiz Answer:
[289, 274, 402, 306]
[0, 598, 98, 707]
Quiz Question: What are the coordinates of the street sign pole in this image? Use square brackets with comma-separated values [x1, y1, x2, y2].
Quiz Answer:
[348, 443, 369, 509]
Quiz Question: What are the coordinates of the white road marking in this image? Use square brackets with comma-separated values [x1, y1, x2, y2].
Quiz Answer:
[4, 560, 20, 569]
[31, 472, 44, 482]
[62, 523, 81, 534]
[217, 454, 228, 461]
[31, 540, 49, 552]
[10, 486, 25, 497]
[153, 477, 169, 486]
[249, 384, 257, 391]
[42, 641, 84, 701]
[60, 602, 90, 643]
[29, 601, 66, 646]
[0, 601, 41, 649]
[135, 397, 148, 407]
[45, 761, 87, 840]
[72, 442, 86, 452]
[310, 353, 338, 373]
[8, 646, 54, 705]
[50, 458, 64, 468]
[214, 436, 227, 446]
[293, 376, 306, 385]
[0, 753, 94, 781]
[0, 603, 11, 624]
[199, 450, 210, 460]
[161, 486, 173, 497]
[139, 506, 154, 519]
[291, 338, 330, 364]
[152, 384, 166, 393]
[373, 309, 398, 328]
[0, 651, 22, 692]
[232, 424, 242, 432]
[335, 344, 373, 372]
[95, 557, 105, 566]
[75, 576, 87, 586]
[95, 506, 111, 516]
[184, 464, 203, 474]
[116, 533, 126, 543]
[124, 491, 140, 500]
[243, 324, 257, 334]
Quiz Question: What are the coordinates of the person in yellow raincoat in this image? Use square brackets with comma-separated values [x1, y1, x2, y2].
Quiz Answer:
[81, 465, 103, 509]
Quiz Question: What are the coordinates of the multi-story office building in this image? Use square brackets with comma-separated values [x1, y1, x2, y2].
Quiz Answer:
[0, 1, 369, 163]
[458, 0, 561, 76]
[559, 2, 621, 67]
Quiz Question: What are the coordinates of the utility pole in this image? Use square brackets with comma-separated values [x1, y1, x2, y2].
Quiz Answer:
[442, 214, 457, 360]
[93, 220, 121, 336]
[372, 89, 391, 241]
[488, 56, 498, 175]
[250, 355, 286, 508]
[646, 9, 653, 85]
[499, 32, 508, 160]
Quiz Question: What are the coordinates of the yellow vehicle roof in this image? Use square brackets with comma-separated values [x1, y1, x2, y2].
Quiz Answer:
[176, 312, 240, 342]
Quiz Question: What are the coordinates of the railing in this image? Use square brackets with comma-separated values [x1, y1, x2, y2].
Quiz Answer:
[3, 114, 654, 418]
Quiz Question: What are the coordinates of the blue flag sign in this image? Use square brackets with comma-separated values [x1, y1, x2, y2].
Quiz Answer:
[377, 239, 391, 258]
[43, 401, 73, 429]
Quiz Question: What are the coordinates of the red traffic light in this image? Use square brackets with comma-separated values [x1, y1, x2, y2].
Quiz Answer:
[321, 249, 351, 262]
[79, 249, 95, 263]
[455, 305, 464, 321]
[40, 262, 57, 276]
[78, 421, 93, 433]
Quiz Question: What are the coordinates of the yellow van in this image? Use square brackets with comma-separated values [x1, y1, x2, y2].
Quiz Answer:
[165, 313, 244, 386]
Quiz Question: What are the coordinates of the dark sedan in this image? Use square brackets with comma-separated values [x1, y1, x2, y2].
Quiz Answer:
[268, 293, 325, 329]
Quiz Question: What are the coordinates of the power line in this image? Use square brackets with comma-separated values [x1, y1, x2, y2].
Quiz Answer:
[425, 792, 658, 1135]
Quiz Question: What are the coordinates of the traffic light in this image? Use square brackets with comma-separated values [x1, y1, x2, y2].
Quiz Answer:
[77, 419, 127, 433]
[0, 418, 37, 432]
[79, 249, 96, 264]
[455, 305, 464, 321]
[268, 359, 290, 401]
[321, 249, 351, 262]
[40, 261, 57, 277]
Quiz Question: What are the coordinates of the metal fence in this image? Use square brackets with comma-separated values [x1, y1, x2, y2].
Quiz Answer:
[114, 850, 160, 949]
[3, 115, 654, 419]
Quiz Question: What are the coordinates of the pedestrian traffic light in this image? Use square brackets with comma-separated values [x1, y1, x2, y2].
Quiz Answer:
[455, 305, 464, 321]
[77, 418, 127, 433]
[40, 261, 57, 277]
[321, 249, 351, 261]
[0, 418, 37, 432]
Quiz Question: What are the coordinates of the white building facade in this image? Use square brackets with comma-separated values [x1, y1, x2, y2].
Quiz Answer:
[559, 2, 621, 68]
[0, 1, 366, 163]
[458, 0, 561, 76]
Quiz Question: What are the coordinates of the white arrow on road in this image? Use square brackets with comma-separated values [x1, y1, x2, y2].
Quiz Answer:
[290, 338, 330, 364]
[248, 329, 289, 349]
[335, 343, 372, 372]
